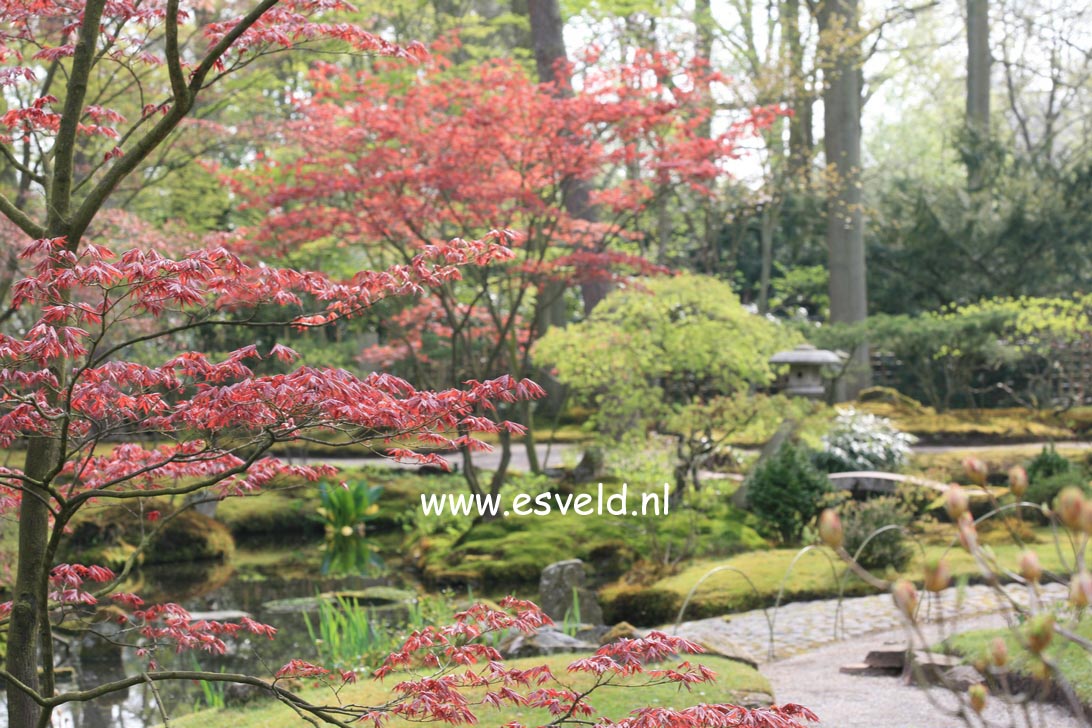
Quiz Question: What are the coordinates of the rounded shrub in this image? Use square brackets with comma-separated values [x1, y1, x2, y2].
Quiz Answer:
[1024, 469, 1091, 509]
[838, 496, 913, 571]
[745, 442, 832, 544]
[1025, 443, 1072, 484]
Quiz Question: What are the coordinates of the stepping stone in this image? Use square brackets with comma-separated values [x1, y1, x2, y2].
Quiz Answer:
[864, 649, 906, 670]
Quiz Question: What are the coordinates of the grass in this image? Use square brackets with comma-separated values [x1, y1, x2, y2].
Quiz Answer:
[942, 615, 1092, 705]
[164, 653, 771, 728]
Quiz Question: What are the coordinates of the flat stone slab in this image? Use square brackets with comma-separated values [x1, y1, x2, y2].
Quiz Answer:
[864, 649, 907, 670]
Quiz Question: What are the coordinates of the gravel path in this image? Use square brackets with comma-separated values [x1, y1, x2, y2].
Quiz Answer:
[763, 614, 1085, 728]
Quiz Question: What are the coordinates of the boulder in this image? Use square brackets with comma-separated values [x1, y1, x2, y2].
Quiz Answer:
[498, 627, 598, 658]
[539, 559, 604, 625]
[599, 621, 640, 645]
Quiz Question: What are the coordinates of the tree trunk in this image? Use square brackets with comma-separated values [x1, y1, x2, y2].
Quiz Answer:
[757, 204, 775, 314]
[819, 0, 869, 398]
[7, 437, 61, 727]
[783, 0, 814, 182]
[965, 0, 990, 190]
[528, 0, 609, 314]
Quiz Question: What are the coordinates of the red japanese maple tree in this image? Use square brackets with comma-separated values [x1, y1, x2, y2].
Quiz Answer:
[228, 48, 780, 492]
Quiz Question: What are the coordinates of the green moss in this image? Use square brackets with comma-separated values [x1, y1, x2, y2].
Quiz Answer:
[411, 480, 764, 591]
[165, 654, 771, 728]
[624, 527, 1092, 620]
[856, 400, 1075, 442]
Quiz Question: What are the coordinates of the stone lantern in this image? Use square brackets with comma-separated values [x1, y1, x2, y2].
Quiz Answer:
[770, 344, 843, 399]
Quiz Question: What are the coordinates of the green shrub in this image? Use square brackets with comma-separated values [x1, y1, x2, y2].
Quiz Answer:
[1024, 469, 1091, 508]
[1025, 443, 1072, 484]
[745, 442, 832, 544]
[600, 587, 681, 627]
[839, 496, 913, 571]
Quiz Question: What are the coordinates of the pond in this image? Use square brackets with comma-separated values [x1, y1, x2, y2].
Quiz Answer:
[2, 539, 430, 728]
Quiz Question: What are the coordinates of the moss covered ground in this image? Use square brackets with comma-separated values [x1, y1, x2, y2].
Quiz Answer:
[163, 653, 771, 728]
[943, 615, 1092, 705]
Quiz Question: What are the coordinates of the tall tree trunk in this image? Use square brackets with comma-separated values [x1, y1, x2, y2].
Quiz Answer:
[783, 0, 814, 182]
[965, 0, 990, 190]
[6, 440, 60, 728]
[818, 0, 869, 398]
[757, 204, 775, 314]
[528, 0, 609, 315]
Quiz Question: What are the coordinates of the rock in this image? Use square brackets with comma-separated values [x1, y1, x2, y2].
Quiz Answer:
[941, 664, 986, 691]
[730, 691, 776, 709]
[498, 627, 598, 658]
[908, 650, 964, 685]
[539, 559, 604, 625]
[599, 621, 640, 645]
[263, 586, 417, 615]
[188, 610, 253, 622]
[864, 648, 907, 670]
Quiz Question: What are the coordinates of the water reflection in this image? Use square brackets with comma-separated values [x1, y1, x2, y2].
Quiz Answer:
[3, 554, 403, 728]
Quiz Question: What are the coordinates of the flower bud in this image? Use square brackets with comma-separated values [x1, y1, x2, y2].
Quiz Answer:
[818, 509, 844, 549]
[946, 483, 970, 520]
[968, 683, 988, 714]
[1055, 487, 1085, 530]
[923, 557, 951, 593]
[1019, 550, 1042, 583]
[963, 456, 988, 487]
[340, 525, 353, 537]
[1070, 570, 1092, 608]
[892, 579, 919, 618]
[989, 637, 1008, 668]
[957, 511, 977, 551]
[1026, 614, 1054, 654]
[1008, 466, 1028, 498]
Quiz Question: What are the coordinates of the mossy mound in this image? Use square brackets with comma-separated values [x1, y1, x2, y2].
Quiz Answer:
[411, 479, 764, 592]
[856, 394, 1074, 443]
[65, 506, 234, 568]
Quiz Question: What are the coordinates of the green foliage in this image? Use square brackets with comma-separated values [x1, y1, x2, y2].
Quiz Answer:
[813, 294, 1092, 410]
[303, 594, 443, 671]
[1025, 443, 1073, 484]
[744, 443, 832, 544]
[838, 496, 913, 571]
[535, 274, 802, 442]
[813, 408, 916, 473]
[868, 152, 1092, 316]
[1024, 470, 1091, 509]
[769, 264, 829, 320]
[318, 481, 383, 575]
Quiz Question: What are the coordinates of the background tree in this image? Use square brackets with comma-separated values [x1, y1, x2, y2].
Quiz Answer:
[535, 273, 803, 501]
[228, 51, 776, 495]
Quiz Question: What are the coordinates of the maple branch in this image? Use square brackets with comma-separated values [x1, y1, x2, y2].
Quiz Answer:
[164, 0, 189, 108]
[49, 0, 108, 237]
[0, 143, 46, 187]
[71, 0, 280, 245]
[0, 190, 44, 239]
[43, 669, 368, 726]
